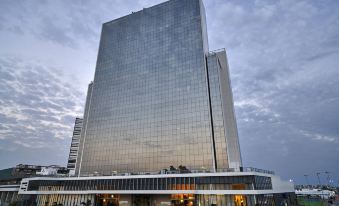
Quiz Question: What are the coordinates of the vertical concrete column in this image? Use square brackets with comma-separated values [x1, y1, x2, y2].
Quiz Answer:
[64, 195, 70, 206]
[11, 192, 17, 203]
[0, 192, 5, 204]
[5, 192, 9, 204]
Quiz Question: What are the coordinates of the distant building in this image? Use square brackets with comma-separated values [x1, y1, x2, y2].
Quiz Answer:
[11, 164, 67, 178]
[11, 164, 43, 178]
[295, 188, 336, 199]
[67, 117, 83, 176]
[0, 164, 68, 205]
[36, 166, 68, 176]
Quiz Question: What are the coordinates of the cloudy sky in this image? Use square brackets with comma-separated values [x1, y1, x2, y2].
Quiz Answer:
[0, 0, 338, 185]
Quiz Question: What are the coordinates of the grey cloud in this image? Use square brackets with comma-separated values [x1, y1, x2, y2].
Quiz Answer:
[305, 50, 339, 62]
[205, 0, 339, 182]
[0, 0, 167, 49]
[0, 57, 85, 157]
[0, 0, 96, 48]
[37, 16, 79, 48]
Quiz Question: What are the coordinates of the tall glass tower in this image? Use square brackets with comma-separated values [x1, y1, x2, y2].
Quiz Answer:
[75, 0, 241, 176]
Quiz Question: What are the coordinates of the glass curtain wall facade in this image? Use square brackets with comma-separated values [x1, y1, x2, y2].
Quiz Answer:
[76, 82, 93, 174]
[206, 50, 242, 170]
[75, 0, 241, 176]
[28, 194, 296, 206]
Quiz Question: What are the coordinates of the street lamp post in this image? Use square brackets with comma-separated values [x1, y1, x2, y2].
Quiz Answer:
[325, 171, 331, 188]
[304, 175, 310, 189]
[304, 175, 311, 206]
[316, 172, 324, 206]
[316, 172, 321, 188]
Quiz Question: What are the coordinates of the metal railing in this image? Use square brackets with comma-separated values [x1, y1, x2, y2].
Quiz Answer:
[77, 167, 275, 177]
